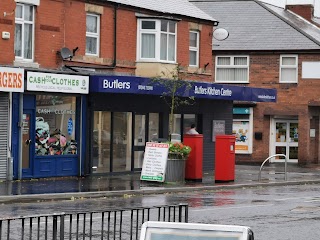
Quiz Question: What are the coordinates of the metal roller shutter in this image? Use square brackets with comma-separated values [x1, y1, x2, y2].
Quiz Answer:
[0, 93, 8, 179]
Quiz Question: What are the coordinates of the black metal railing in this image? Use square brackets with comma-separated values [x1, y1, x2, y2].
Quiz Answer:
[0, 203, 188, 240]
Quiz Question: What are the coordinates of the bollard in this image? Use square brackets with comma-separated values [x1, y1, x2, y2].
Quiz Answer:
[7, 157, 13, 181]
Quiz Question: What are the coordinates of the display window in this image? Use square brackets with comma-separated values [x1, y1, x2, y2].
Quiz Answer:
[232, 108, 253, 154]
[35, 94, 77, 156]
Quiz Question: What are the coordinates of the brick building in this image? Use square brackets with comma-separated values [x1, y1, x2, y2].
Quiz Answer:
[0, 0, 277, 179]
[192, 0, 320, 165]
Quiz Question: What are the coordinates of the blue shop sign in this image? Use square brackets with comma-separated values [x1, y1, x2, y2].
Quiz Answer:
[90, 76, 277, 102]
[233, 108, 250, 114]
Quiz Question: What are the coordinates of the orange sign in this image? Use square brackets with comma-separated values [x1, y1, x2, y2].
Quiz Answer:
[0, 67, 24, 92]
[235, 145, 249, 151]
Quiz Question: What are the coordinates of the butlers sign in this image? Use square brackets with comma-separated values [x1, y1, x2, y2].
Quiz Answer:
[90, 75, 276, 102]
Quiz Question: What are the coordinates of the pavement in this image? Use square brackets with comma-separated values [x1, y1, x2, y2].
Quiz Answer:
[1, 163, 320, 204]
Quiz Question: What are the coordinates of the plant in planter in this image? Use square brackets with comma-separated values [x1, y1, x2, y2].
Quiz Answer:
[168, 142, 192, 160]
[152, 65, 195, 141]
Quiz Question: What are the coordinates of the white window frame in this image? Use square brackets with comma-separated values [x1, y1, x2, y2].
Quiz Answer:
[86, 13, 100, 56]
[189, 31, 199, 67]
[137, 19, 177, 63]
[15, 3, 35, 61]
[215, 56, 249, 83]
[279, 55, 298, 83]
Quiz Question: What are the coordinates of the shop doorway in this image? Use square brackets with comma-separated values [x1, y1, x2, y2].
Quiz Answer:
[22, 110, 35, 178]
[270, 119, 298, 163]
[133, 113, 146, 170]
[21, 94, 80, 179]
[133, 113, 159, 170]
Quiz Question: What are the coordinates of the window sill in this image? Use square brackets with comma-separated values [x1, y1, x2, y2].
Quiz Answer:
[14, 60, 40, 69]
[279, 82, 298, 84]
[215, 81, 249, 84]
[185, 71, 212, 76]
[180, 66, 212, 76]
[136, 60, 177, 65]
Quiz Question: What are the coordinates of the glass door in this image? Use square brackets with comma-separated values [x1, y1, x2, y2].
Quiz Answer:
[22, 110, 35, 177]
[273, 120, 298, 162]
[133, 113, 159, 170]
[92, 111, 111, 173]
[134, 113, 146, 169]
[113, 112, 132, 172]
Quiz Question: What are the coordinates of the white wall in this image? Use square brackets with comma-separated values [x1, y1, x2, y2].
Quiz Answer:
[258, 0, 320, 17]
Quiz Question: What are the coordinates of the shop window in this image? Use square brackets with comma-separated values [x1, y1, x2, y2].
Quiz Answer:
[232, 108, 253, 154]
[171, 114, 182, 142]
[183, 114, 196, 134]
[215, 56, 249, 83]
[148, 113, 159, 142]
[113, 112, 132, 172]
[35, 95, 77, 156]
[137, 19, 177, 62]
[15, 3, 35, 61]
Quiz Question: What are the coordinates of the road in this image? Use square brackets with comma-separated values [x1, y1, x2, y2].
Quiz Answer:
[1, 184, 320, 239]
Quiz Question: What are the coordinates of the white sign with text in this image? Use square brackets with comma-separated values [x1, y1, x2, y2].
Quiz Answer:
[140, 142, 169, 182]
[27, 72, 89, 94]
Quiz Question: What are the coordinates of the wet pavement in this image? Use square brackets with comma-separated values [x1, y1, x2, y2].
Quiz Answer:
[1, 163, 320, 203]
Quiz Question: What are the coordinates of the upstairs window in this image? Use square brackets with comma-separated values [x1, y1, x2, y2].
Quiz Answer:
[215, 56, 249, 83]
[138, 19, 177, 62]
[86, 13, 100, 56]
[15, 3, 34, 61]
[189, 31, 199, 67]
[280, 55, 298, 83]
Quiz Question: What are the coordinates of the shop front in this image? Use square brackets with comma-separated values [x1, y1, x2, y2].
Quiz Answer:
[0, 67, 24, 180]
[12, 71, 89, 179]
[89, 75, 277, 174]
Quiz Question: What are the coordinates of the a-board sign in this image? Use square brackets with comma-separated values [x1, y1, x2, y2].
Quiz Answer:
[140, 221, 254, 240]
[140, 142, 169, 182]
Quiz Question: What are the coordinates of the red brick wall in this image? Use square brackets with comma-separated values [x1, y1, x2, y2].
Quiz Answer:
[0, 0, 16, 64]
[177, 21, 213, 82]
[0, 0, 214, 82]
[116, 8, 136, 65]
[36, 0, 66, 68]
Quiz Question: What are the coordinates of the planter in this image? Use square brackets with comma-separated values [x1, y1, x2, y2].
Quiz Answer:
[165, 158, 186, 182]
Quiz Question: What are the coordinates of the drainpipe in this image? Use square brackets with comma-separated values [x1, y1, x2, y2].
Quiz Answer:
[18, 93, 23, 180]
[113, 4, 118, 67]
[7, 92, 13, 181]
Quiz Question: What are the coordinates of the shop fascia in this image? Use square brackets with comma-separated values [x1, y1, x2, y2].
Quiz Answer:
[0, 67, 24, 92]
[90, 75, 277, 102]
[27, 71, 89, 94]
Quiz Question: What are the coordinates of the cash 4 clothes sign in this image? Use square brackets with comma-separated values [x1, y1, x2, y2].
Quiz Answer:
[140, 142, 169, 182]
[27, 72, 89, 94]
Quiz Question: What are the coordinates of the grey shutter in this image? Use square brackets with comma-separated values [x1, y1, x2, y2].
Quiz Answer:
[0, 93, 8, 179]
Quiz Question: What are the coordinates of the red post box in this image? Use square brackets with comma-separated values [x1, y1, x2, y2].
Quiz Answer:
[183, 134, 203, 181]
[215, 135, 236, 182]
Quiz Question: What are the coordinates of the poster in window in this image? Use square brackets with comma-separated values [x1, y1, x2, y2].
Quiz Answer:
[232, 121, 249, 153]
[212, 120, 225, 142]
